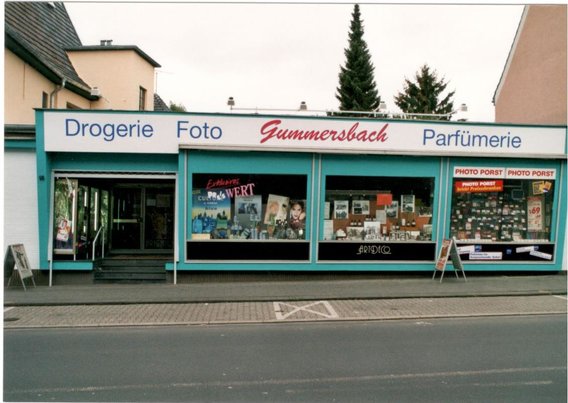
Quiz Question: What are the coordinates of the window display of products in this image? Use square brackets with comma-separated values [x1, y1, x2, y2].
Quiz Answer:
[323, 176, 434, 242]
[191, 173, 308, 241]
[450, 178, 555, 242]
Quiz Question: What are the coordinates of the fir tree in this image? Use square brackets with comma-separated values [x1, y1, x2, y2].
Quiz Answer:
[394, 64, 455, 120]
[335, 4, 381, 116]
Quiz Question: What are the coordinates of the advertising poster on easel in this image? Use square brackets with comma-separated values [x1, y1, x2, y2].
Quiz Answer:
[4, 244, 35, 290]
[433, 238, 466, 283]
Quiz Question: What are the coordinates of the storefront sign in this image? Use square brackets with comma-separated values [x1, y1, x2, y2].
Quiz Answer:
[318, 242, 436, 261]
[41, 111, 567, 158]
[455, 180, 503, 193]
[454, 166, 556, 179]
[505, 168, 556, 179]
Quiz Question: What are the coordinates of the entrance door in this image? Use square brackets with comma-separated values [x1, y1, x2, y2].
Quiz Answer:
[110, 183, 175, 253]
[111, 187, 143, 250]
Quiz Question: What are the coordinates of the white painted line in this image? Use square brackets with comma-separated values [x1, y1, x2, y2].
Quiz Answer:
[552, 295, 568, 300]
[273, 301, 339, 320]
[4, 307, 14, 313]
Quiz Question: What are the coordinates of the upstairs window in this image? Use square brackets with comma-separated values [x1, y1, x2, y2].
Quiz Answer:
[139, 87, 147, 111]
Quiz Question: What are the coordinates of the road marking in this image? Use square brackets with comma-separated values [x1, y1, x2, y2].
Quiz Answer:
[273, 301, 339, 320]
[4, 307, 14, 313]
[4, 366, 565, 395]
[552, 295, 567, 300]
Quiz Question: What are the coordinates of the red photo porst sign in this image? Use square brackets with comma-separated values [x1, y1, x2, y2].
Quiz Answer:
[455, 180, 504, 193]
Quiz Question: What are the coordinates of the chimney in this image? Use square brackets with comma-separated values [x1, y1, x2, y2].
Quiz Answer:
[100, 39, 113, 46]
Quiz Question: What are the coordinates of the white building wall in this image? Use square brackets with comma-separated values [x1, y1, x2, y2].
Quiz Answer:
[4, 149, 40, 270]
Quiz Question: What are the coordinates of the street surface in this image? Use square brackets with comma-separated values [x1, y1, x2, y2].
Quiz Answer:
[4, 315, 566, 402]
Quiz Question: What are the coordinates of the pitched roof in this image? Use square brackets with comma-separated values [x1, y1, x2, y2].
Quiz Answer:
[492, 6, 527, 105]
[154, 93, 171, 112]
[5, 1, 94, 98]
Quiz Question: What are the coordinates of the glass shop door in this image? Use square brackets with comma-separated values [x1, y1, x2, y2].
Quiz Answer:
[111, 187, 143, 250]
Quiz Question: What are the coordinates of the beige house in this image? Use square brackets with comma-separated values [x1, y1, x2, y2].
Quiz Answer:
[494, 5, 567, 125]
[4, 3, 163, 125]
[4, 2, 167, 272]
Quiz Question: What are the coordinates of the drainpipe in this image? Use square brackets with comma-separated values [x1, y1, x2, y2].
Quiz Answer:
[49, 78, 66, 108]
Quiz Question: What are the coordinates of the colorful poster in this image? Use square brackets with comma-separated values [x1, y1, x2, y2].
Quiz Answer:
[376, 193, 393, 206]
[263, 194, 289, 225]
[192, 189, 232, 234]
[53, 178, 78, 255]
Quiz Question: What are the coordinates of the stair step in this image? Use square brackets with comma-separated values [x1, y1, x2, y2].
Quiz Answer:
[94, 257, 169, 284]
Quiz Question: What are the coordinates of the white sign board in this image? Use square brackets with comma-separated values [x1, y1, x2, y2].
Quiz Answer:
[454, 166, 557, 179]
[42, 111, 567, 158]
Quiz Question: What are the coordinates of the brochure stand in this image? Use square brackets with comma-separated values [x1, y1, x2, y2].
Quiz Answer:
[433, 237, 466, 283]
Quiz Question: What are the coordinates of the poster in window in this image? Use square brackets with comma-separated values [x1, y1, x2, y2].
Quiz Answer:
[376, 209, 387, 224]
[192, 189, 232, 234]
[236, 195, 262, 229]
[263, 194, 289, 225]
[532, 181, 544, 195]
[323, 220, 334, 240]
[386, 201, 399, 218]
[363, 221, 381, 240]
[352, 200, 370, 215]
[376, 193, 393, 206]
[54, 178, 78, 254]
[333, 200, 349, 219]
[527, 196, 543, 231]
[401, 195, 415, 213]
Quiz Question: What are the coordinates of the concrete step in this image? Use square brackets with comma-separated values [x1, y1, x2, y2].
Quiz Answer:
[94, 258, 167, 284]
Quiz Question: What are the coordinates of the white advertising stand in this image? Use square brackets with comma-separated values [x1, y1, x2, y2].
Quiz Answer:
[433, 237, 466, 283]
[4, 244, 36, 291]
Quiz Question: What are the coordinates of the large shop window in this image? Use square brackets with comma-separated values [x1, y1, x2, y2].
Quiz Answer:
[323, 176, 435, 242]
[450, 177, 555, 243]
[318, 175, 437, 262]
[188, 173, 309, 261]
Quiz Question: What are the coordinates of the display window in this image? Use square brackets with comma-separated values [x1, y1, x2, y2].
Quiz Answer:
[322, 175, 435, 242]
[191, 174, 307, 235]
[450, 178, 555, 242]
[187, 172, 310, 261]
[190, 173, 308, 241]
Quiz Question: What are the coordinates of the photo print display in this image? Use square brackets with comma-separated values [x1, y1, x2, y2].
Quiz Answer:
[263, 194, 290, 225]
[334, 200, 349, 219]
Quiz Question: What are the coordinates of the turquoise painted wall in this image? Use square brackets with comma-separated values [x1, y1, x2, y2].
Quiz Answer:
[32, 110, 566, 273]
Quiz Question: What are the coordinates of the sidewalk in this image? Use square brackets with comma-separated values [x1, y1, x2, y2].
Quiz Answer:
[4, 272, 567, 306]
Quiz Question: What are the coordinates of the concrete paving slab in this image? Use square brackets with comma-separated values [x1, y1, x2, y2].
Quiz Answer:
[4, 295, 566, 329]
[4, 273, 566, 306]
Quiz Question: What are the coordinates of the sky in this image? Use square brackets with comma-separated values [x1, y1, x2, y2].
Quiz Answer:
[65, 2, 525, 122]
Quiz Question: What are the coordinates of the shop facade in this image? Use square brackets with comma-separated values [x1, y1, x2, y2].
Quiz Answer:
[35, 109, 567, 280]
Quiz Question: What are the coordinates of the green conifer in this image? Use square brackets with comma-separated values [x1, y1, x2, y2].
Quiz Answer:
[335, 4, 381, 116]
[394, 64, 455, 120]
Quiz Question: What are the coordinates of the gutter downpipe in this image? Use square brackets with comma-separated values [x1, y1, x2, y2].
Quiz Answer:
[47, 78, 65, 286]
[49, 78, 66, 108]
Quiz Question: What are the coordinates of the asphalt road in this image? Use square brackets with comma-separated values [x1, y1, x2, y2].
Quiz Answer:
[4, 315, 567, 402]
